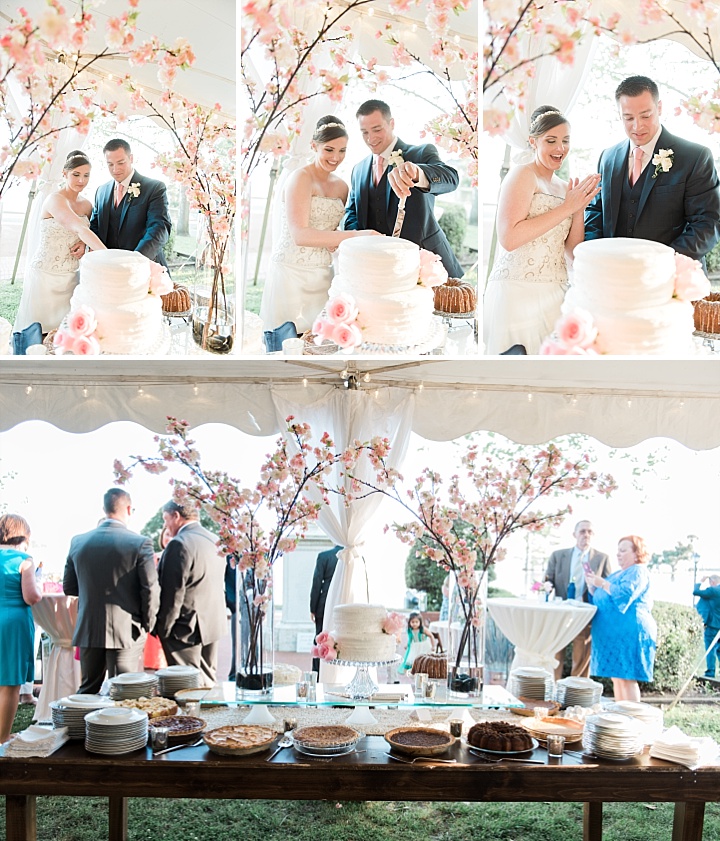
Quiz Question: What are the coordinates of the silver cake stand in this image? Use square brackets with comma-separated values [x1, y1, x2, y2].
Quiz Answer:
[333, 657, 400, 726]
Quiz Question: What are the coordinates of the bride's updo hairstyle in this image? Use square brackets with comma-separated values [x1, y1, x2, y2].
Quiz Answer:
[312, 116, 348, 144]
[528, 106, 569, 138]
[63, 149, 91, 171]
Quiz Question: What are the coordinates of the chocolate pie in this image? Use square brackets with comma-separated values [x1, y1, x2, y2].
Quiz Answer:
[150, 715, 206, 740]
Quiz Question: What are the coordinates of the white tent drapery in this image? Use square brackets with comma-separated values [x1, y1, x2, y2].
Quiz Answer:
[270, 386, 415, 681]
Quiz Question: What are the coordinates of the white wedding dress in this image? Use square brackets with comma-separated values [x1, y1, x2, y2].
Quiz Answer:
[14, 215, 89, 333]
[483, 193, 572, 355]
[260, 195, 346, 334]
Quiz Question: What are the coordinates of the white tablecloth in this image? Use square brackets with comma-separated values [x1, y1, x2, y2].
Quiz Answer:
[487, 597, 596, 674]
[31, 594, 81, 721]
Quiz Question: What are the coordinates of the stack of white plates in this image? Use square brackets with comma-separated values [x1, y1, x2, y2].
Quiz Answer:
[582, 712, 643, 759]
[108, 672, 159, 700]
[84, 707, 149, 755]
[156, 665, 201, 697]
[555, 676, 604, 708]
[50, 695, 115, 739]
[507, 667, 554, 700]
[605, 701, 664, 743]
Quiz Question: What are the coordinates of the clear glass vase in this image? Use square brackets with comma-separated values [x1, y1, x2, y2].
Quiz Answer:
[235, 566, 274, 698]
[193, 213, 235, 354]
[447, 570, 488, 698]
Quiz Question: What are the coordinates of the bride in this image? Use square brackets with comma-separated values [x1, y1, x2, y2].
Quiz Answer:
[14, 150, 107, 334]
[483, 106, 601, 355]
[260, 116, 380, 335]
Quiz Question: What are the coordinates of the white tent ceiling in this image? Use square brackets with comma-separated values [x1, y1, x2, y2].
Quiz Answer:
[0, 0, 235, 116]
[2, 359, 718, 450]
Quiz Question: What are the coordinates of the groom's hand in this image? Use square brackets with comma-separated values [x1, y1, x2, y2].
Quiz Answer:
[388, 161, 421, 199]
[69, 240, 86, 258]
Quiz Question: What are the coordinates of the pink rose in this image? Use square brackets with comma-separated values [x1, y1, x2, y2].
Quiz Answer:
[315, 631, 330, 645]
[317, 642, 336, 661]
[313, 318, 333, 344]
[71, 334, 101, 355]
[67, 305, 97, 337]
[674, 253, 710, 302]
[149, 262, 173, 296]
[53, 329, 69, 351]
[539, 338, 568, 355]
[382, 611, 405, 636]
[418, 249, 448, 288]
[556, 309, 597, 348]
[326, 294, 358, 325]
[332, 322, 362, 350]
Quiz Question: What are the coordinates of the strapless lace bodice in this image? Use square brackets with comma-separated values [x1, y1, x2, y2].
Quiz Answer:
[488, 193, 572, 285]
[29, 216, 90, 274]
[272, 196, 345, 268]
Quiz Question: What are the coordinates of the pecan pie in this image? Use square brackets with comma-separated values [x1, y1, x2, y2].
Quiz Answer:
[203, 725, 277, 756]
[292, 725, 360, 748]
[116, 697, 178, 719]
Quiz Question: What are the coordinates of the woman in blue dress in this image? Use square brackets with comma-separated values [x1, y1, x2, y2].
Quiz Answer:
[0, 514, 42, 743]
[585, 535, 657, 703]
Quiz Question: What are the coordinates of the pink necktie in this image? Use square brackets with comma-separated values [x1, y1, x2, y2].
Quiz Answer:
[374, 155, 384, 187]
[630, 146, 643, 186]
[115, 182, 125, 207]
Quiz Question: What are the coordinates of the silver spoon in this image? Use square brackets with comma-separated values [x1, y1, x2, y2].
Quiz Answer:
[266, 734, 293, 762]
[153, 738, 204, 756]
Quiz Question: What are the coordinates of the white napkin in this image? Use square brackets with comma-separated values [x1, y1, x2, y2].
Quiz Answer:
[650, 725, 720, 768]
[5, 724, 69, 757]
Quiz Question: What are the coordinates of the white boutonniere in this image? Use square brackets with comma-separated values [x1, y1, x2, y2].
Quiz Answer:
[388, 150, 404, 168]
[651, 149, 673, 179]
[127, 182, 141, 199]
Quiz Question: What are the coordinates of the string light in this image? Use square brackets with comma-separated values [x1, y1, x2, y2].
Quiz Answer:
[302, 377, 308, 388]
[340, 369, 348, 380]
[411, 23, 418, 32]
[527, 393, 533, 403]
[374, 389, 380, 399]
[193, 384, 199, 396]
[367, 7, 374, 15]
[137, 386, 144, 397]
[626, 399, 632, 408]
[82, 386, 88, 398]
[363, 372, 371, 383]
[25, 385, 33, 395]
[679, 400, 685, 409]
[417, 382, 424, 392]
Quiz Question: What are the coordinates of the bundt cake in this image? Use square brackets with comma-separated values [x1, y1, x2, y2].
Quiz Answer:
[434, 279, 477, 314]
[411, 652, 447, 680]
[693, 293, 720, 335]
[162, 283, 193, 314]
[467, 721, 535, 752]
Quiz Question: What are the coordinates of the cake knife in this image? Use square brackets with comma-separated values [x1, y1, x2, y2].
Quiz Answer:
[392, 197, 406, 237]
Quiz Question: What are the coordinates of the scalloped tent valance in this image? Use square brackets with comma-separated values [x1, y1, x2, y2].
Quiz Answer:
[2, 359, 718, 450]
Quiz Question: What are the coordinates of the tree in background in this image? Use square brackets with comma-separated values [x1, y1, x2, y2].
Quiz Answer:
[650, 540, 698, 582]
[141, 507, 218, 553]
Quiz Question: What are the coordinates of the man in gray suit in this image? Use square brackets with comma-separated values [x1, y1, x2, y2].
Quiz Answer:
[63, 488, 160, 694]
[544, 520, 611, 680]
[156, 501, 226, 685]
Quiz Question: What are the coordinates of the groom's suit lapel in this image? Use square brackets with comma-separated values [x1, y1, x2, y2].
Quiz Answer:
[637, 127, 670, 222]
[607, 142, 627, 237]
[358, 157, 372, 227]
[119, 172, 141, 230]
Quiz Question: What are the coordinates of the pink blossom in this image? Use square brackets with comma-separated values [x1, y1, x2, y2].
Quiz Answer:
[673, 253, 711, 302]
[555, 309, 597, 348]
[332, 322, 363, 350]
[325, 294, 358, 325]
[67, 306, 98, 337]
[418, 249, 448, 287]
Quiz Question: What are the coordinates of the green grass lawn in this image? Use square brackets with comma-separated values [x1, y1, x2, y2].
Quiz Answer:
[3, 701, 720, 840]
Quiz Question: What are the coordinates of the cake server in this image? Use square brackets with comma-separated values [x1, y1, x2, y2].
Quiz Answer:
[266, 734, 293, 761]
[392, 197, 406, 237]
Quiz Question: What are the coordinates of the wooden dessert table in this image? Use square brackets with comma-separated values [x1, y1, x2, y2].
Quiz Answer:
[1, 736, 717, 841]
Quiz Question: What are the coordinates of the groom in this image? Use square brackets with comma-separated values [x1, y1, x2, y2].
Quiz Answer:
[342, 99, 464, 278]
[585, 75, 720, 266]
[88, 138, 172, 268]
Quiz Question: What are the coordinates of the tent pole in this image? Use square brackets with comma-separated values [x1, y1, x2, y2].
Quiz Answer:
[252, 160, 282, 287]
[11, 179, 37, 285]
[483, 144, 511, 292]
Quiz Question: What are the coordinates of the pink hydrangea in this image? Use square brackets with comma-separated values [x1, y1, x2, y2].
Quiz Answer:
[556, 308, 597, 349]
[382, 611, 405, 636]
[67, 305, 97, 337]
[332, 322, 363, 350]
[673, 253, 710, 302]
[418, 249, 448, 288]
[326, 293, 359, 325]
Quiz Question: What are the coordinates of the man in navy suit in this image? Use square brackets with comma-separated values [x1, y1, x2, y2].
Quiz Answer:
[585, 76, 720, 267]
[343, 99, 464, 278]
[309, 545, 341, 674]
[89, 138, 172, 268]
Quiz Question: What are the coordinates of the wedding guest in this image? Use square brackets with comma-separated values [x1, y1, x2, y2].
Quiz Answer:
[545, 520, 611, 680]
[343, 99, 464, 277]
[143, 526, 170, 671]
[397, 612, 435, 675]
[693, 574, 720, 678]
[0, 515, 42, 743]
[585, 535, 657, 702]
[310, 544, 341, 673]
[64, 489, 159, 693]
[156, 501, 226, 685]
[484, 106, 600, 355]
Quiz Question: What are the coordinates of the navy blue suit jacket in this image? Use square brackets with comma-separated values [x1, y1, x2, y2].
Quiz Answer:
[342, 139, 464, 278]
[90, 171, 172, 268]
[585, 127, 720, 265]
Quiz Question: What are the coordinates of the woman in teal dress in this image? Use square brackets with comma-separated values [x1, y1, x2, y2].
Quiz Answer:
[0, 514, 42, 743]
[585, 535, 657, 703]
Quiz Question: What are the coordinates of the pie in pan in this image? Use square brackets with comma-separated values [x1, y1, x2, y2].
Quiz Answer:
[116, 697, 178, 719]
[292, 725, 360, 749]
[203, 724, 277, 756]
[150, 715, 206, 740]
[384, 726, 455, 756]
